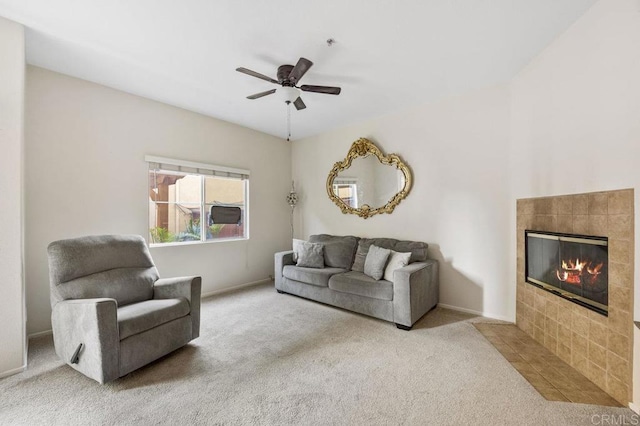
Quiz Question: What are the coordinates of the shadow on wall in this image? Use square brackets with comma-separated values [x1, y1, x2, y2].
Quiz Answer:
[428, 244, 484, 316]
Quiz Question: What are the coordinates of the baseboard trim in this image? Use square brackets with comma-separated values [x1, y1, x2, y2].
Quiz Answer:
[629, 402, 640, 415]
[438, 303, 484, 317]
[201, 278, 271, 299]
[24, 280, 273, 339]
[0, 364, 26, 379]
[437, 303, 513, 323]
[28, 329, 53, 339]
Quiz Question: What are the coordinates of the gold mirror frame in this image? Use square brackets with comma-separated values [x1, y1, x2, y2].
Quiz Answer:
[326, 138, 412, 219]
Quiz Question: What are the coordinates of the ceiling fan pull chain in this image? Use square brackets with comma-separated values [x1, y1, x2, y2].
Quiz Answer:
[286, 101, 291, 141]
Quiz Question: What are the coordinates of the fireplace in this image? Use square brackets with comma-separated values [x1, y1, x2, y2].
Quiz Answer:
[525, 230, 608, 316]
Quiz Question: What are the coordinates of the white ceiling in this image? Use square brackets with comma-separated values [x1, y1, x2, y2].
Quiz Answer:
[0, 0, 597, 141]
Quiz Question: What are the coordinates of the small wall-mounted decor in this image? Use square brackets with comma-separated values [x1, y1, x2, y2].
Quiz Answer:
[286, 181, 298, 208]
[326, 138, 412, 219]
[286, 181, 298, 238]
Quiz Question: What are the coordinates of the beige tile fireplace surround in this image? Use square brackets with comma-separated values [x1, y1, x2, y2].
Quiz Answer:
[516, 189, 634, 404]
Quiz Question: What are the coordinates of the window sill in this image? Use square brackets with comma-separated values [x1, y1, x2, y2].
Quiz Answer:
[149, 237, 248, 248]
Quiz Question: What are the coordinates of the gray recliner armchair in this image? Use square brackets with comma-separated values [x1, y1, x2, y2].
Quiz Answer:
[47, 234, 201, 383]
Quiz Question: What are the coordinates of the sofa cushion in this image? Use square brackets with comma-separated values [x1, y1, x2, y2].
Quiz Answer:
[328, 271, 394, 301]
[118, 298, 190, 340]
[383, 250, 412, 282]
[292, 238, 306, 262]
[352, 238, 428, 272]
[283, 265, 348, 287]
[394, 240, 428, 263]
[296, 241, 325, 268]
[309, 234, 359, 269]
[364, 245, 391, 280]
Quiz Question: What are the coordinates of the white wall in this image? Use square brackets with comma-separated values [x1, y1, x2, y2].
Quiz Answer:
[508, 0, 640, 406]
[293, 85, 512, 320]
[0, 17, 26, 377]
[25, 66, 291, 334]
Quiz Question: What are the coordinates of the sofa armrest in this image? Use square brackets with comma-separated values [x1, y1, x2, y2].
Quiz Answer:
[392, 260, 439, 327]
[274, 250, 295, 290]
[51, 298, 119, 383]
[154, 276, 202, 339]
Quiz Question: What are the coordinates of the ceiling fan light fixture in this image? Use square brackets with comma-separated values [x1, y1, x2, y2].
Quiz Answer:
[278, 87, 300, 104]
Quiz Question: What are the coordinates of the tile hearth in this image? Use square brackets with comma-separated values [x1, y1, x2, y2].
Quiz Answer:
[475, 323, 621, 407]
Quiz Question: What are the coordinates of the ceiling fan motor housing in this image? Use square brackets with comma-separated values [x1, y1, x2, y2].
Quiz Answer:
[277, 65, 295, 85]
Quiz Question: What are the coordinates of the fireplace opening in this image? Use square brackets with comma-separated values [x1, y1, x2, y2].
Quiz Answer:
[525, 230, 608, 316]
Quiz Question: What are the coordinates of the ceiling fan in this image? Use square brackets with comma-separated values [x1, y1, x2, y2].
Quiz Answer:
[236, 57, 341, 110]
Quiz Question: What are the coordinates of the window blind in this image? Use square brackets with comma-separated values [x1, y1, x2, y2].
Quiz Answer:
[145, 155, 250, 180]
[334, 178, 357, 185]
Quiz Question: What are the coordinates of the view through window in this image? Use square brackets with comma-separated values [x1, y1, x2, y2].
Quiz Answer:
[147, 157, 248, 244]
[333, 182, 358, 208]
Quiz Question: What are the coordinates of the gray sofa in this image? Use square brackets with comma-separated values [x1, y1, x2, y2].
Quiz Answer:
[275, 234, 438, 329]
[47, 235, 201, 383]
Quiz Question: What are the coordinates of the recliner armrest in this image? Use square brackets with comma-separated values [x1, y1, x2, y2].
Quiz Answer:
[153, 276, 202, 339]
[392, 260, 439, 328]
[51, 298, 119, 383]
[274, 250, 295, 290]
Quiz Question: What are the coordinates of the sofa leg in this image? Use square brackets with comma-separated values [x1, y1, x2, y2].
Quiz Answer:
[395, 323, 412, 331]
[276, 290, 284, 294]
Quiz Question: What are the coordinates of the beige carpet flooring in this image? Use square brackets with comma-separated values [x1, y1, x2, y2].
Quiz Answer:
[0, 283, 636, 425]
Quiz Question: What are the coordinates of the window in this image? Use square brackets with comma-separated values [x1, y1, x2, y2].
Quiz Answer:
[146, 156, 249, 245]
[333, 178, 358, 208]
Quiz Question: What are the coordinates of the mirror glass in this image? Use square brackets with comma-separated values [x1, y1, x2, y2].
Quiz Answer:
[327, 138, 412, 219]
[332, 155, 405, 209]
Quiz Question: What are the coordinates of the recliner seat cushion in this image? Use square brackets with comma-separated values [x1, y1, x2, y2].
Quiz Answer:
[283, 265, 348, 287]
[328, 271, 394, 301]
[309, 234, 359, 269]
[118, 298, 190, 340]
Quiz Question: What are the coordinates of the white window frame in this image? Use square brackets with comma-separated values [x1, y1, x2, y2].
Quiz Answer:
[333, 178, 358, 209]
[146, 155, 250, 247]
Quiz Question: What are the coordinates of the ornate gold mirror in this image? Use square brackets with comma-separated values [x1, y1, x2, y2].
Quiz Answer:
[327, 138, 412, 219]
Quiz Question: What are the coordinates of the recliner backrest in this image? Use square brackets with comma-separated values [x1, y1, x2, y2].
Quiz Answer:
[48, 235, 159, 307]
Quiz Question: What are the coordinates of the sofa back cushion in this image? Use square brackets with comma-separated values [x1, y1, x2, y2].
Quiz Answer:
[351, 238, 428, 272]
[308, 234, 359, 269]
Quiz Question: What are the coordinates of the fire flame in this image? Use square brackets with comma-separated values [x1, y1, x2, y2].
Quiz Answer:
[587, 263, 603, 275]
[556, 258, 604, 286]
[561, 258, 587, 272]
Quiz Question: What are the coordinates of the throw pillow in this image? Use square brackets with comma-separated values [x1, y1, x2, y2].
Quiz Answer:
[363, 245, 391, 280]
[383, 250, 411, 282]
[296, 241, 325, 268]
[292, 238, 306, 262]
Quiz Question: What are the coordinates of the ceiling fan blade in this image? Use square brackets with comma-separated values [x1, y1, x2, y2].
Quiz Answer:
[236, 67, 278, 84]
[293, 97, 306, 111]
[300, 85, 341, 95]
[288, 58, 313, 84]
[246, 89, 276, 99]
